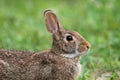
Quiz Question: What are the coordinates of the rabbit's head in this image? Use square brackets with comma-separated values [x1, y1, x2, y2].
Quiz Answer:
[44, 10, 90, 58]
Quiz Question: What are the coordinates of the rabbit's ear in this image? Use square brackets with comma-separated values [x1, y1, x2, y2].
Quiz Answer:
[44, 10, 62, 34]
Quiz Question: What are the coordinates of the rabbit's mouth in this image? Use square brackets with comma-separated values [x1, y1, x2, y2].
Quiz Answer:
[60, 50, 88, 58]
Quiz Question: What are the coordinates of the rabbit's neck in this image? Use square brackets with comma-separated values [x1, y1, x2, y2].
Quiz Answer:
[50, 50, 80, 63]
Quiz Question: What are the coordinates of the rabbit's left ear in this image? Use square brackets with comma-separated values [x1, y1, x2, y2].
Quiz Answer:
[44, 10, 62, 34]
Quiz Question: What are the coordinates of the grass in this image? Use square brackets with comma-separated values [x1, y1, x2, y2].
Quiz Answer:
[0, 0, 120, 80]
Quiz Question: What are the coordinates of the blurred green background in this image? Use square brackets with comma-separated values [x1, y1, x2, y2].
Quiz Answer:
[0, 0, 120, 80]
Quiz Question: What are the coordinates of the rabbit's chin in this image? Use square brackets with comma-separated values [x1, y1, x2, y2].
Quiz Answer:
[60, 50, 88, 58]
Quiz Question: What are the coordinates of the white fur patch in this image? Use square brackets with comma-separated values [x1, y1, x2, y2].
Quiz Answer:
[61, 50, 87, 58]
[76, 62, 82, 75]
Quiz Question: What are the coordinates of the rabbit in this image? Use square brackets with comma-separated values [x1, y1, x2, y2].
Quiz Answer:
[0, 10, 91, 80]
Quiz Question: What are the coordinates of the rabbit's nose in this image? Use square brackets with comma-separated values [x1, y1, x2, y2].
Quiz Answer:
[86, 42, 91, 49]
[82, 41, 91, 49]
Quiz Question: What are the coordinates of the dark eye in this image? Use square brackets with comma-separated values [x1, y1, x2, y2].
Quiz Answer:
[66, 35, 73, 41]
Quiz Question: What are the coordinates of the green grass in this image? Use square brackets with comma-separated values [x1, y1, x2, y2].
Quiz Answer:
[0, 0, 120, 80]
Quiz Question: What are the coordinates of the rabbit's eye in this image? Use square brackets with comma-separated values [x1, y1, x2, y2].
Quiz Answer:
[66, 35, 73, 41]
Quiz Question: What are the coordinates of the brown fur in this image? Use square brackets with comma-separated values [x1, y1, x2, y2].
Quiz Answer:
[0, 10, 90, 80]
[0, 50, 80, 80]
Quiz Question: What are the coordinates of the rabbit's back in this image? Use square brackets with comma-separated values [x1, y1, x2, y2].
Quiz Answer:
[0, 49, 34, 68]
[0, 49, 40, 80]
[0, 49, 33, 60]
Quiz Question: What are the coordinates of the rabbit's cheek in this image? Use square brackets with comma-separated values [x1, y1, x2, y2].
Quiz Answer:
[62, 42, 76, 53]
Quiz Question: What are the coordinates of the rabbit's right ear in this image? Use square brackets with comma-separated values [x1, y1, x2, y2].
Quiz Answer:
[44, 10, 62, 34]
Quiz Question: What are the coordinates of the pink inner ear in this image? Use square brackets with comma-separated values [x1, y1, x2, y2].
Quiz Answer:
[45, 14, 58, 34]
[48, 22, 57, 34]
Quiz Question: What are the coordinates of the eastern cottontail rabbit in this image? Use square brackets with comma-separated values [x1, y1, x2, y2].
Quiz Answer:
[0, 10, 90, 80]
